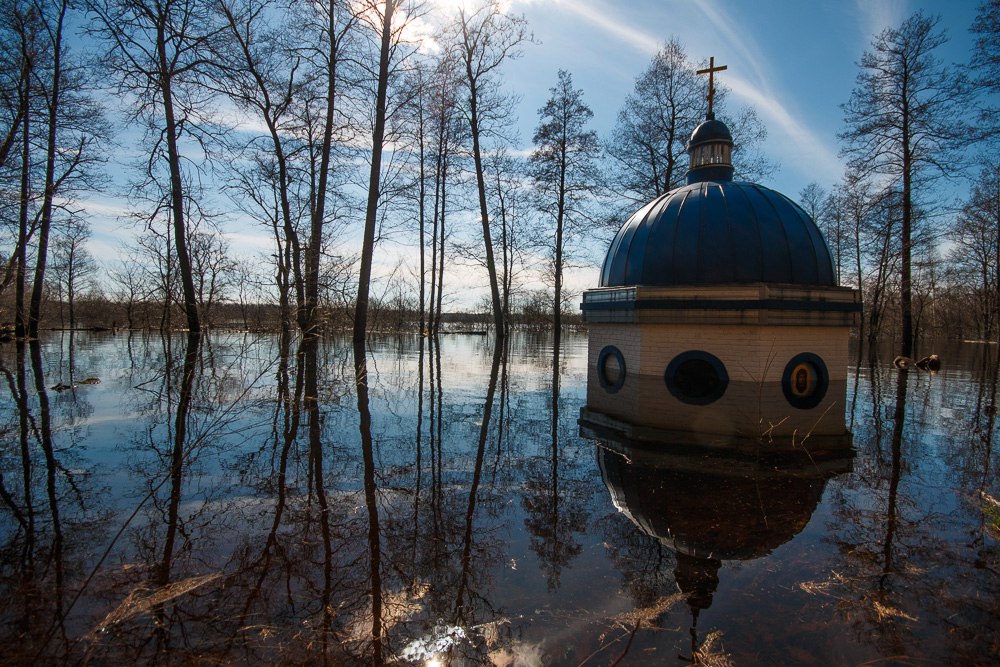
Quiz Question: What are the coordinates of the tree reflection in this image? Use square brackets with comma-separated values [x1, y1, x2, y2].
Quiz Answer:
[0, 338, 100, 664]
[818, 362, 1000, 663]
[521, 334, 590, 591]
[353, 335, 384, 664]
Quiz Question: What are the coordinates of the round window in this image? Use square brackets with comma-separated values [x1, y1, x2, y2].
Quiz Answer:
[597, 345, 627, 393]
[781, 353, 829, 409]
[664, 351, 729, 405]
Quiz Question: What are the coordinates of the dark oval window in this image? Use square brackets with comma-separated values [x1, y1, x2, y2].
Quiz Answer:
[597, 345, 627, 393]
[665, 351, 729, 405]
[782, 353, 829, 410]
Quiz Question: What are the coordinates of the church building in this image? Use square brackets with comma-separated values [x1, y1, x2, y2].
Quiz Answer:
[580, 61, 861, 449]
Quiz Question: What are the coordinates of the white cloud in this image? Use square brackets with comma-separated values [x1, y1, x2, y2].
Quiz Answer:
[724, 76, 842, 182]
[68, 196, 131, 220]
[854, 0, 905, 42]
[554, 0, 660, 55]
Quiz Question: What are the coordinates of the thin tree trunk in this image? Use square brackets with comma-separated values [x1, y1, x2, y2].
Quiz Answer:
[353, 0, 396, 348]
[28, 0, 67, 338]
[15, 53, 30, 339]
[553, 146, 566, 336]
[67, 256, 75, 330]
[436, 167, 446, 333]
[303, 2, 341, 337]
[467, 77, 504, 337]
[158, 22, 200, 334]
[900, 130, 913, 356]
[417, 93, 427, 335]
[495, 168, 511, 328]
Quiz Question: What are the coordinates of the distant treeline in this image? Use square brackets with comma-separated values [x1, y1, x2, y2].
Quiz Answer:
[2, 294, 584, 333]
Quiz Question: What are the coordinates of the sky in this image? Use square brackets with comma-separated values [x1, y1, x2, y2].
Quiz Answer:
[502, 0, 984, 198]
[80, 0, 989, 310]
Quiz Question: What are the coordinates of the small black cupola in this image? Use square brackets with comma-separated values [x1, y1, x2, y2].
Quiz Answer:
[688, 56, 734, 184]
[687, 117, 734, 184]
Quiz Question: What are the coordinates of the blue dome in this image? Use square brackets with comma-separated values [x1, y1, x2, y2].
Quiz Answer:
[600, 180, 836, 288]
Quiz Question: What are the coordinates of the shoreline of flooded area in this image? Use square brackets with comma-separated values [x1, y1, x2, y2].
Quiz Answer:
[0, 330, 997, 665]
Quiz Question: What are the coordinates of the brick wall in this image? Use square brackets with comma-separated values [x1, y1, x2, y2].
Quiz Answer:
[585, 321, 852, 439]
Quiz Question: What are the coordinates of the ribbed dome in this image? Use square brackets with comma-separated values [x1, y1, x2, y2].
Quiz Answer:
[599, 180, 836, 288]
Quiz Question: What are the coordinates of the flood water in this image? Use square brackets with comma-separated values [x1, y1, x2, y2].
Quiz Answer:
[1, 330, 998, 666]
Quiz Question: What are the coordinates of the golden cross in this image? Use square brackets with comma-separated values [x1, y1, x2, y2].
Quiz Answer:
[696, 56, 728, 117]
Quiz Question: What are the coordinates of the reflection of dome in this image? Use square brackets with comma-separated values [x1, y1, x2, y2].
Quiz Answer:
[597, 444, 851, 561]
[599, 116, 835, 289]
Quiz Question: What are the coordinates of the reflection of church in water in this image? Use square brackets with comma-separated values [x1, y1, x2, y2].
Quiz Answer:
[597, 444, 853, 655]
[579, 59, 861, 450]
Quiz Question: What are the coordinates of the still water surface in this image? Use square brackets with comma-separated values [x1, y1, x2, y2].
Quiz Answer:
[1, 331, 998, 665]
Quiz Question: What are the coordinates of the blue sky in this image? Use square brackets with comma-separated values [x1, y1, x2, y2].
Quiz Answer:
[504, 0, 984, 199]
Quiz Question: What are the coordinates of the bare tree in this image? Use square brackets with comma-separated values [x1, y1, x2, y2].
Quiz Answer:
[800, 182, 845, 284]
[488, 148, 530, 326]
[28, 0, 106, 337]
[296, 0, 358, 336]
[87, 0, 224, 333]
[606, 40, 775, 207]
[48, 217, 96, 329]
[605, 38, 702, 203]
[400, 52, 464, 335]
[725, 104, 776, 185]
[840, 11, 974, 355]
[0, 1, 105, 337]
[9, 1, 38, 337]
[0, 0, 28, 174]
[211, 0, 309, 335]
[354, 0, 405, 346]
[108, 257, 148, 329]
[425, 52, 463, 334]
[187, 228, 235, 327]
[132, 224, 177, 330]
[950, 162, 1000, 339]
[452, 0, 529, 337]
[970, 0, 999, 136]
[529, 69, 600, 334]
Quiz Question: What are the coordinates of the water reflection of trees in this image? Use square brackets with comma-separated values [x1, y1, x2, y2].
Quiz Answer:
[816, 357, 1000, 663]
[0, 339, 102, 664]
[66, 331, 555, 663]
[521, 336, 592, 592]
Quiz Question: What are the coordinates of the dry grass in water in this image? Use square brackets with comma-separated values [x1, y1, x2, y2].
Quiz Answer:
[983, 491, 1000, 540]
[608, 592, 686, 631]
[343, 582, 431, 645]
[87, 573, 221, 639]
[800, 572, 919, 625]
[693, 630, 734, 667]
[870, 599, 918, 623]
